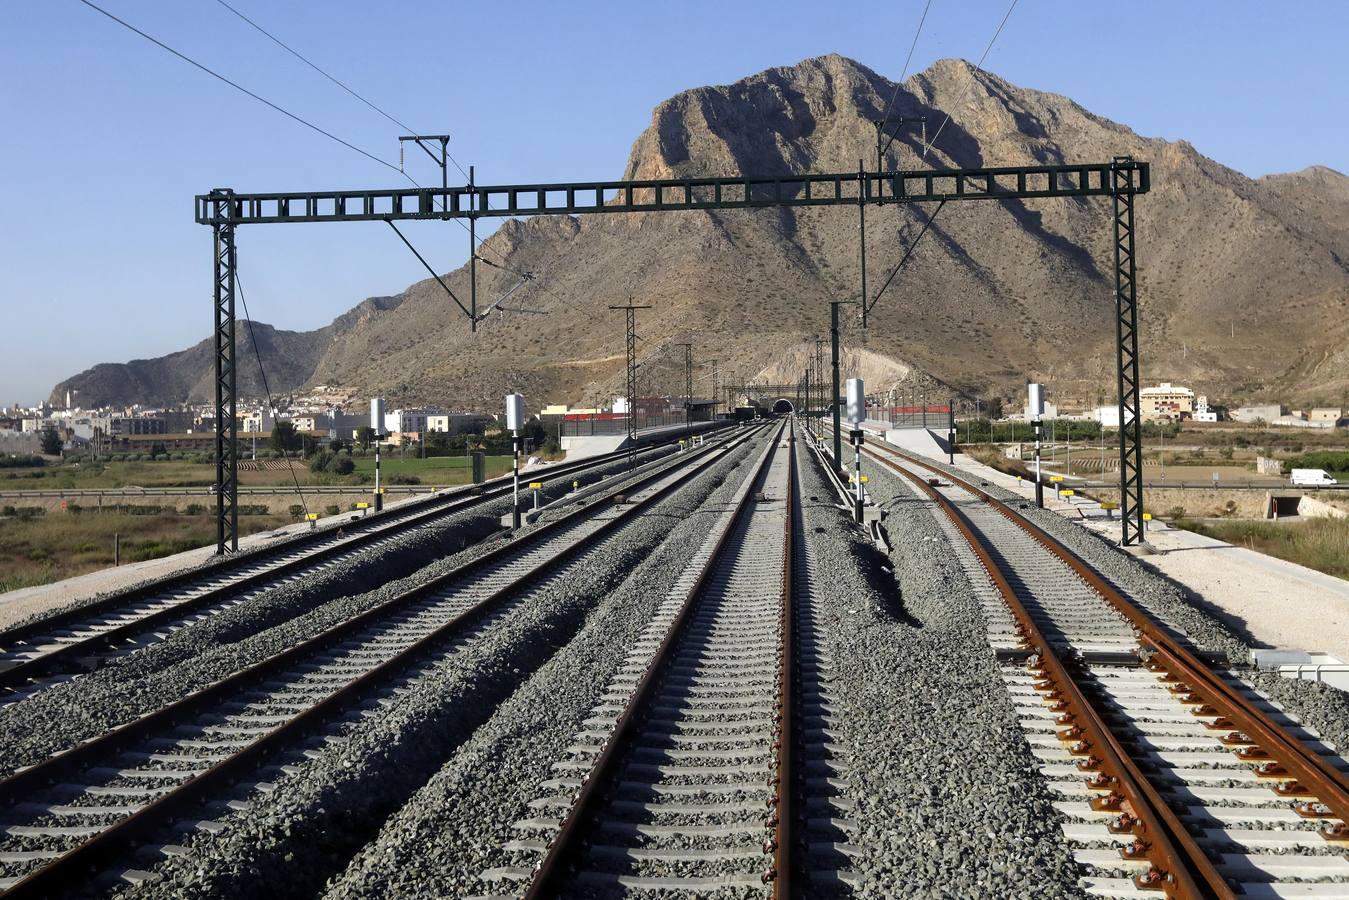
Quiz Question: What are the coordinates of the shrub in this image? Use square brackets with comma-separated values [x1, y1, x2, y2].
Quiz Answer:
[332, 457, 355, 476]
[1166, 505, 1186, 519]
[388, 473, 421, 485]
[325, 504, 340, 516]
[184, 503, 208, 515]
[1285, 451, 1349, 474]
[288, 504, 305, 518]
[238, 504, 270, 515]
[0, 455, 43, 468]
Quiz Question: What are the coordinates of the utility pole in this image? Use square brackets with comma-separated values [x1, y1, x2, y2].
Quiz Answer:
[610, 303, 650, 467]
[830, 300, 858, 471]
[857, 161, 869, 330]
[672, 342, 693, 415]
[710, 359, 719, 419]
[469, 164, 477, 329]
[398, 134, 473, 328]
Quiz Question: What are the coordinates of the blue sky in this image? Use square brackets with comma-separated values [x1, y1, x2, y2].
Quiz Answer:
[2, 1, 1345, 406]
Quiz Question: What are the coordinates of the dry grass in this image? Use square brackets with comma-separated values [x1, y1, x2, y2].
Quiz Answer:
[964, 445, 1033, 480]
[0, 510, 289, 592]
[1171, 517, 1349, 581]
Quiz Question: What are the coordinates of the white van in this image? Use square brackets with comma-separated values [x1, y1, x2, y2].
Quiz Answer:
[1290, 468, 1339, 486]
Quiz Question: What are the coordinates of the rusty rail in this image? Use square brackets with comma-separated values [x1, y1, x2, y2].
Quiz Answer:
[873, 451, 1218, 897]
[867, 440, 1349, 838]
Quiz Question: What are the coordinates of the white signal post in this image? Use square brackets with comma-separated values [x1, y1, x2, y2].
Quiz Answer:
[1028, 383, 1045, 508]
[846, 377, 866, 523]
[370, 398, 386, 512]
[506, 393, 525, 529]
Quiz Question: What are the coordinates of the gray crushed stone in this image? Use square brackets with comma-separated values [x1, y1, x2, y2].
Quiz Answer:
[0, 443, 688, 776]
[108, 432, 764, 900]
[0, 441, 679, 638]
[799, 438, 1085, 899]
[315, 432, 770, 899]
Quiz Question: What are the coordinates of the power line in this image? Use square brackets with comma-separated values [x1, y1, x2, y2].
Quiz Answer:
[922, 0, 1020, 161]
[86, 0, 581, 328]
[213, 2, 409, 132]
[198, 2, 531, 313]
[77, 0, 401, 175]
[879, 0, 934, 125]
[210, 0, 477, 184]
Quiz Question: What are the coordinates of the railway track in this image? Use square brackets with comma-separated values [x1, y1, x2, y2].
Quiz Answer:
[0, 431, 726, 707]
[862, 438, 1349, 899]
[0, 424, 763, 897]
[484, 420, 856, 898]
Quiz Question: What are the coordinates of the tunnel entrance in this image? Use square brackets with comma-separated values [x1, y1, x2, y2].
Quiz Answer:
[772, 398, 794, 414]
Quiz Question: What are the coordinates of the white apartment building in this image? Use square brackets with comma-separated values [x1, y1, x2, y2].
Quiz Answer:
[383, 408, 438, 436]
[1139, 382, 1194, 421]
[1192, 395, 1219, 423]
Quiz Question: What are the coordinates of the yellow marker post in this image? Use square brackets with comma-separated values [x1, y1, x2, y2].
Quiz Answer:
[530, 481, 544, 511]
[1061, 489, 1075, 497]
[306, 511, 319, 529]
[1049, 475, 1064, 483]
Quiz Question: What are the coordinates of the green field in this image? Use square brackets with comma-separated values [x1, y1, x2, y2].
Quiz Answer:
[352, 455, 513, 482]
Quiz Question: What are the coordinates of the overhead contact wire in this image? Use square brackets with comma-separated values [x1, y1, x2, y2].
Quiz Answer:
[77, 0, 402, 175]
[923, 0, 1019, 161]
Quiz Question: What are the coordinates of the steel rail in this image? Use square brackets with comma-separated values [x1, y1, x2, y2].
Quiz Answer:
[0, 425, 764, 899]
[866, 439, 1349, 837]
[873, 451, 1215, 897]
[522, 420, 790, 898]
[770, 424, 799, 896]
[0, 429, 727, 696]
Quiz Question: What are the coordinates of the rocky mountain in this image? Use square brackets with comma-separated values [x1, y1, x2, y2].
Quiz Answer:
[51, 296, 403, 408]
[53, 55, 1349, 411]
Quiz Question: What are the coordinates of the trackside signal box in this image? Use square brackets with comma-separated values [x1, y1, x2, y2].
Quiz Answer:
[471, 451, 486, 485]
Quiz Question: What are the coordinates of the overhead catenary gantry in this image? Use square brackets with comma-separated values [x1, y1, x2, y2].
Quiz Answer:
[198, 158, 1150, 552]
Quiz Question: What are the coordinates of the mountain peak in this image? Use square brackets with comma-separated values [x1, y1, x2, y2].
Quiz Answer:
[50, 56, 1349, 411]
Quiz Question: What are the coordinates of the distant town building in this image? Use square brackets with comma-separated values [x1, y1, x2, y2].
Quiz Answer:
[1192, 395, 1220, 423]
[1230, 404, 1287, 424]
[242, 409, 276, 433]
[1092, 405, 1134, 427]
[426, 413, 492, 435]
[1309, 407, 1344, 425]
[383, 408, 439, 437]
[1139, 383, 1194, 421]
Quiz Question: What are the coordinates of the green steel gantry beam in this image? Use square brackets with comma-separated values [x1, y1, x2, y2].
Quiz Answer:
[199, 159, 1150, 551]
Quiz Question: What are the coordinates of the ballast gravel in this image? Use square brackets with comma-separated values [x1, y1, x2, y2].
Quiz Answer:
[797, 437, 1085, 899]
[108, 432, 765, 900]
[316, 431, 772, 899]
[0, 441, 688, 776]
